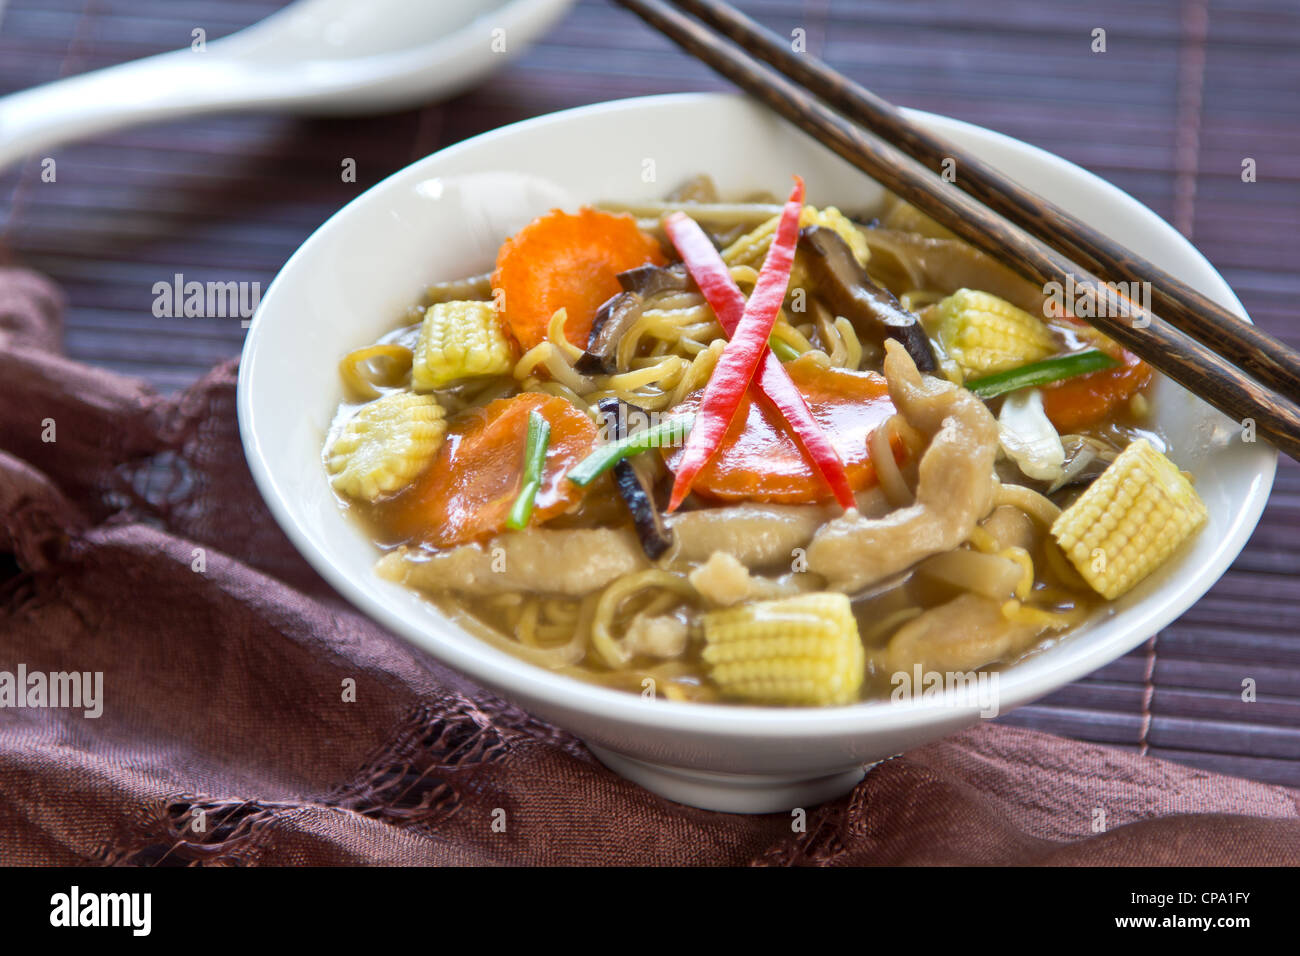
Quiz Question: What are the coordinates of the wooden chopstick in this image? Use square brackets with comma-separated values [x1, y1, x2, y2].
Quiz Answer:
[671, 0, 1300, 402]
[615, 0, 1300, 462]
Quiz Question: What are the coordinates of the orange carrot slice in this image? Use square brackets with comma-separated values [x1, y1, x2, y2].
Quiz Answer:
[663, 358, 902, 504]
[491, 208, 666, 351]
[1042, 349, 1152, 432]
[382, 393, 598, 547]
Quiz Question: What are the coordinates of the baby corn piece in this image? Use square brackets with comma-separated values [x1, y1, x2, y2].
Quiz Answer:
[1051, 439, 1207, 600]
[722, 206, 870, 291]
[936, 288, 1057, 376]
[327, 392, 446, 502]
[412, 300, 514, 391]
[701, 592, 864, 706]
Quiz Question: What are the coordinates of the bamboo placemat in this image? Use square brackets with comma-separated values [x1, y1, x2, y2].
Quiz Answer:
[1, 0, 1297, 785]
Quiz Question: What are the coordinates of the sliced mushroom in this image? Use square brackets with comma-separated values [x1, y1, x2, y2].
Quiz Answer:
[798, 225, 937, 372]
[858, 227, 1046, 316]
[1047, 435, 1119, 495]
[575, 265, 692, 375]
[995, 432, 1119, 497]
[598, 398, 674, 559]
[576, 295, 642, 375]
[617, 263, 691, 298]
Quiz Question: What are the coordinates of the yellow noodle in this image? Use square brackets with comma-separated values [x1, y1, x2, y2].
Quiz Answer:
[646, 304, 716, 329]
[591, 570, 696, 668]
[514, 342, 552, 381]
[542, 344, 596, 394]
[617, 308, 689, 371]
[338, 344, 413, 401]
[668, 340, 724, 406]
[671, 337, 710, 356]
[628, 354, 674, 370]
[535, 623, 575, 644]
[529, 378, 595, 414]
[605, 355, 689, 392]
[447, 593, 590, 669]
[816, 308, 849, 367]
[681, 326, 723, 348]
[1001, 599, 1087, 630]
[590, 379, 675, 411]
[546, 308, 584, 361]
[835, 317, 863, 371]
[676, 315, 724, 341]
[510, 600, 530, 632]
[653, 290, 708, 311]
[542, 596, 580, 624]
[601, 388, 672, 412]
[537, 603, 586, 643]
[995, 481, 1062, 526]
[998, 546, 1035, 601]
[638, 591, 681, 618]
[802, 349, 833, 369]
[967, 526, 999, 554]
[516, 598, 542, 647]
[871, 417, 913, 508]
[773, 312, 817, 353]
[767, 324, 806, 357]
[512, 336, 597, 396]
[485, 593, 525, 634]
[891, 416, 927, 458]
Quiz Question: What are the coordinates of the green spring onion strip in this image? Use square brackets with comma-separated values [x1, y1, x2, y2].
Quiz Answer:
[965, 349, 1120, 399]
[768, 335, 801, 362]
[566, 414, 695, 487]
[506, 409, 551, 530]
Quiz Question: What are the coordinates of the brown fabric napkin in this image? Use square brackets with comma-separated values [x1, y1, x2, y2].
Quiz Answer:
[1, 265, 1297, 866]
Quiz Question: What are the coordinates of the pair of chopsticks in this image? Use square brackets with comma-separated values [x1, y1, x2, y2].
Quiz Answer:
[615, 0, 1300, 462]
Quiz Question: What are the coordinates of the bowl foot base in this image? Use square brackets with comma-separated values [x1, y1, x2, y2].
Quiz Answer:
[585, 743, 871, 814]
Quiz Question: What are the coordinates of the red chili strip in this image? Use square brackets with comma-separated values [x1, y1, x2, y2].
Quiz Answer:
[665, 176, 805, 510]
[662, 183, 856, 510]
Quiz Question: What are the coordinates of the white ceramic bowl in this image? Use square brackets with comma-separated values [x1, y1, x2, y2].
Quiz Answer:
[237, 93, 1275, 812]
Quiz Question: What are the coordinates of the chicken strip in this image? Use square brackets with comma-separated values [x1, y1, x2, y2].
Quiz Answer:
[806, 340, 1000, 591]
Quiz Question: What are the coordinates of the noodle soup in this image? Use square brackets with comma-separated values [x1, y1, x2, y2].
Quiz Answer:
[322, 174, 1205, 706]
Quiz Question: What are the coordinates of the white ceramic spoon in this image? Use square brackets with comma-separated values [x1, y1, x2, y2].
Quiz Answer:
[0, 0, 575, 171]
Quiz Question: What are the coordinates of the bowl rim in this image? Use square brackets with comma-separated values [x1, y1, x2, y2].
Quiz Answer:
[237, 91, 1276, 738]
